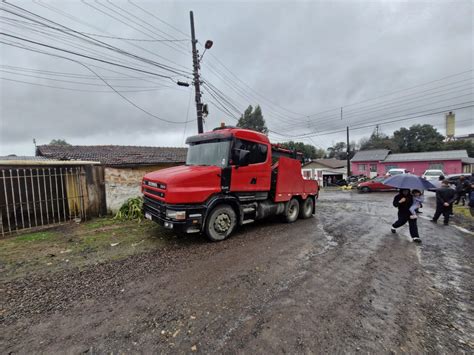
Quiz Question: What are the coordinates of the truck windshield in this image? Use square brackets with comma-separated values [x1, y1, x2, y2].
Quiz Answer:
[186, 141, 230, 168]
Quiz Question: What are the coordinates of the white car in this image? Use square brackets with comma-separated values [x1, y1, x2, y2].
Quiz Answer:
[422, 169, 445, 189]
[385, 168, 409, 177]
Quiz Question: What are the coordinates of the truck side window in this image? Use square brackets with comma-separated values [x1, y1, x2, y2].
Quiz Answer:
[234, 139, 268, 165]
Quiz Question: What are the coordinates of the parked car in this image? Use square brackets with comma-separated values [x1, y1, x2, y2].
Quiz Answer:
[446, 173, 473, 186]
[385, 168, 409, 177]
[357, 177, 395, 193]
[422, 169, 445, 180]
[328, 179, 348, 187]
[422, 169, 446, 190]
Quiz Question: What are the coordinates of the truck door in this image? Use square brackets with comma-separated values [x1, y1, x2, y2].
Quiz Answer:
[230, 139, 271, 192]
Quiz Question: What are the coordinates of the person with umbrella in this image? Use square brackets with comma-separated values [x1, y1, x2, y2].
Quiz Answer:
[390, 189, 421, 243]
[384, 174, 436, 243]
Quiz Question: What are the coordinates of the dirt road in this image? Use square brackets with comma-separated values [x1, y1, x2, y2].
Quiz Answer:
[1, 191, 473, 353]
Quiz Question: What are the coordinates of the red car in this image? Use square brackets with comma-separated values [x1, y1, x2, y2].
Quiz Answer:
[357, 177, 395, 192]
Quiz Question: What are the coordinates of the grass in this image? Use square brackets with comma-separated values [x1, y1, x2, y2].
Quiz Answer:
[453, 205, 474, 219]
[0, 217, 179, 282]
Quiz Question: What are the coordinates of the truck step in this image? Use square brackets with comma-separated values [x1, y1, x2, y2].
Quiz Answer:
[243, 207, 255, 213]
[242, 219, 255, 225]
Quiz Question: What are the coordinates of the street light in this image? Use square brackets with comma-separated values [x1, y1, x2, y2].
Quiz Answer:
[200, 40, 214, 62]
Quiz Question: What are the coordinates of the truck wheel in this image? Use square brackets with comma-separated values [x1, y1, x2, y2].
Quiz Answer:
[284, 198, 299, 223]
[299, 197, 313, 219]
[205, 205, 237, 242]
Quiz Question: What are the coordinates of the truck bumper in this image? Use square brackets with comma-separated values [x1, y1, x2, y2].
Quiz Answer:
[143, 196, 205, 234]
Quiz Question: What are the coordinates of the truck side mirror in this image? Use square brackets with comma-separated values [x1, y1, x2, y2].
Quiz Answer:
[238, 149, 250, 166]
[233, 149, 250, 167]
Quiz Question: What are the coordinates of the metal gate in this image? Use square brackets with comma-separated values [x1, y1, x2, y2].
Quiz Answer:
[0, 167, 86, 236]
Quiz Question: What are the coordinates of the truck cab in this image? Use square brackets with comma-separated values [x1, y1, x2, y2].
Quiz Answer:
[142, 127, 319, 241]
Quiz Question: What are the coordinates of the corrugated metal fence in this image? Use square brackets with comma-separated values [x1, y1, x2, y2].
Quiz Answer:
[0, 167, 86, 236]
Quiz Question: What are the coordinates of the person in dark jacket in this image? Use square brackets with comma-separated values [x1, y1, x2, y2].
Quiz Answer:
[431, 180, 457, 225]
[454, 176, 470, 206]
[391, 189, 421, 243]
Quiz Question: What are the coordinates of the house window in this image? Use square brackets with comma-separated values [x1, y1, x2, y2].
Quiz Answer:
[302, 169, 312, 179]
[358, 164, 367, 172]
[370, 164, 377, 172]
[429, 163, 444, 170]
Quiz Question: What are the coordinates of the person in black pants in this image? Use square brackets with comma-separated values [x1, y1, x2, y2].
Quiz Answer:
[391, 189, 421, 243]
[432, 180, 457, 225]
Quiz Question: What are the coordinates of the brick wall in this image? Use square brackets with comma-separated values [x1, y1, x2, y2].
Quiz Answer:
[105, 164, 180, 212]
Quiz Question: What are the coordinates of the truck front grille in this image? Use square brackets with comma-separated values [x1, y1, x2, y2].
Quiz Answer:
[144, 188, 165, 198]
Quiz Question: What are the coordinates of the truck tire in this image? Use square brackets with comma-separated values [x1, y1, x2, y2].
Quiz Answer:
[299, 197, 313, 219]
[283, 198, 299, 223]
[205, 205, 237, 242]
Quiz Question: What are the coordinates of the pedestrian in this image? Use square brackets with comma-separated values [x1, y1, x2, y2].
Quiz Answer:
[438, 174, 453, 216]
[454, 175, 470, 206]
[391, 189, 421, 243]
[431, 180, 456, 225]
[469, 181, 474, 217]
[409, 189, 424, 219]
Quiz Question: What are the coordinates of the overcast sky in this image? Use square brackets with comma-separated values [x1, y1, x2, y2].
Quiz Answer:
[0, 0, 473, 156]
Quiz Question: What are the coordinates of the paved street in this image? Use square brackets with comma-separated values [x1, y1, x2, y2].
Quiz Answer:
[1, 190, 473, 353]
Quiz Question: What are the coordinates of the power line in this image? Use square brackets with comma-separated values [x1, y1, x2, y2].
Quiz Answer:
[1, 77, 182, 93]
[0, 64, 172, 81]
[272, 77, 473, 130]
[104, 1, 190, 53]
[283, 102, 474, 139]
[0, 32, 178, 80]
[33, 0, 191, 73]
[273, 84, 473, 132]
[79, 0, 190, 69]
[0, 39, 193, 124]
[0, 14, 187, 42]
[129, 1, 190, 39]
[0, 19, 184, 87]
[1, 2, 192, 76]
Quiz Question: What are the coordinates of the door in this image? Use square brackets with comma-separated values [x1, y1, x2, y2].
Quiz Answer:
[230, 139, 271, 192]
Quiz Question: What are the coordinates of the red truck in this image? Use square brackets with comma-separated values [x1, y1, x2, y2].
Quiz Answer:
[142, 126, 319, 241]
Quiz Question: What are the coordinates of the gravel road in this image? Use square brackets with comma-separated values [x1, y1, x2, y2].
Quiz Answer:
[1, 191, 473, 353]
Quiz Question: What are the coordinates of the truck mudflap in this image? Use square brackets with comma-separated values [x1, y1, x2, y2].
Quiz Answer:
[143, 196, 205, 234]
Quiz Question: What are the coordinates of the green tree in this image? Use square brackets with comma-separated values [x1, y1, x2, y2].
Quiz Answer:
[237, 105, 268, 134]
[327, 142, 346, 159]
[392, 124, 444, 153]
[49, 139, 71, 146]
[359, 130, 397, 151]
[327, 141, 356, 160]
[443, 140, 474, 157]
[279, 141, 326, 159]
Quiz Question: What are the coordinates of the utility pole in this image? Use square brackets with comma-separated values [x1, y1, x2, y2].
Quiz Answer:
[346, 126, 351, 177]
[189, 11, 203, 134]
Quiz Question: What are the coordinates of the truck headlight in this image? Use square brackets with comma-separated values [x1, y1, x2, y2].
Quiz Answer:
[166, 209, 186, 220]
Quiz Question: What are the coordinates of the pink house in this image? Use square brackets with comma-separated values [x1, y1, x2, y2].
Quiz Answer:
[351, 149, 471, 177]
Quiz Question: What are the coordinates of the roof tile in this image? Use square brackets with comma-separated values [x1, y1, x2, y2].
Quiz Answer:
[36, 145, 187, 166]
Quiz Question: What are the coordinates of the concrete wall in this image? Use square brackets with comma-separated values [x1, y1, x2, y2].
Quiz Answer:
[105, 164, 180, 212]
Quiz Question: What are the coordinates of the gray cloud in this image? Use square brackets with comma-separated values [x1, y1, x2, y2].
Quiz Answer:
[1, 0, 472, 155]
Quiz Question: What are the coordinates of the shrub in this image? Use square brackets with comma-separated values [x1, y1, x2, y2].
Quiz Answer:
[114, 197, 143, 222]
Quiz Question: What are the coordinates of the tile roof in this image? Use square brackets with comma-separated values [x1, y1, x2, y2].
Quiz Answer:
[36, 145, 187, 166]
[383, 150, 468, 162]
[351, 149, 390, 162]
[304, 158, 346, 169]
[0, 155, 52, 161]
